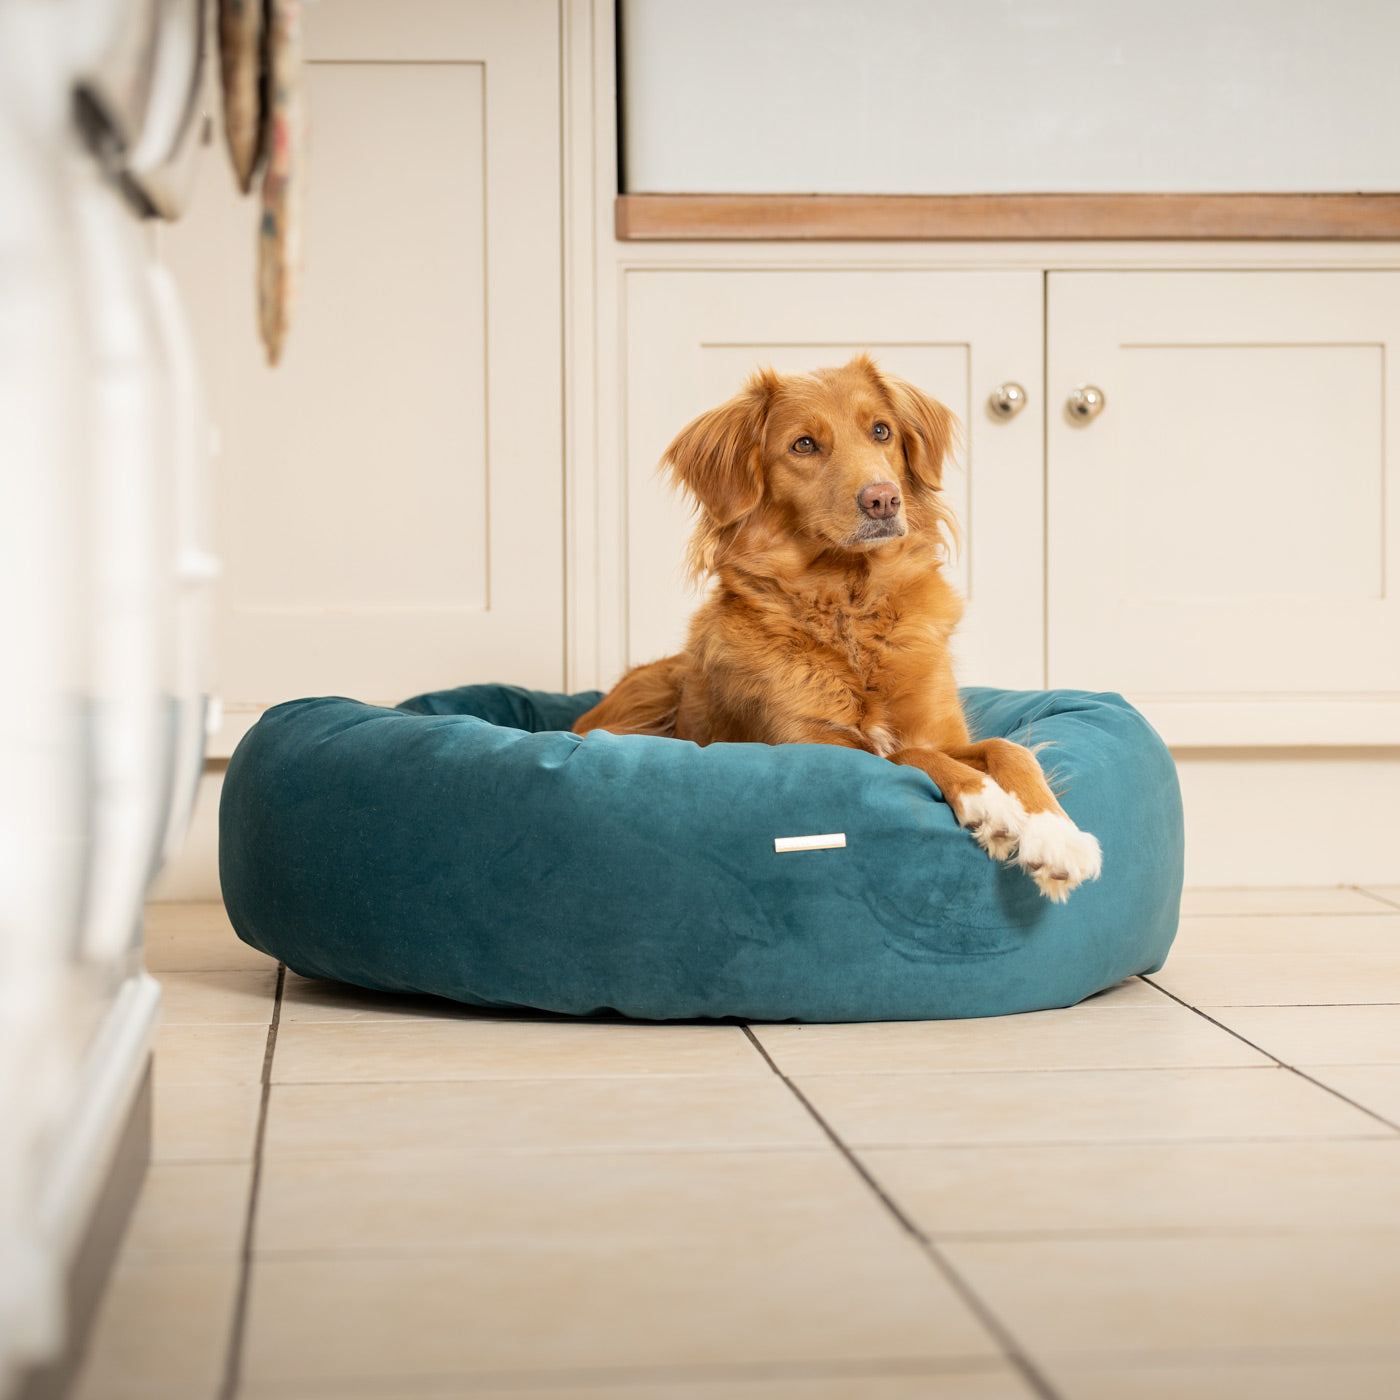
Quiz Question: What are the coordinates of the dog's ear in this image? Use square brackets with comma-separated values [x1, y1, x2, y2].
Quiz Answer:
[877, 368, 958, 495]
[662, 368, 777, 526]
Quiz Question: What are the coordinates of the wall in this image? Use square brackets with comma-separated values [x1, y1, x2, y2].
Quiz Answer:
[148, 773, 222, 902]
[621, 0, 1400, 195]
[1173, 752, 1400, 888]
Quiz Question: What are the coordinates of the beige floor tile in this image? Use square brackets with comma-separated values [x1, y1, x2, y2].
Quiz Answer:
[152, 1079, 262, 1163]
[153, 1023, 270, 1085]
[243, 1236, 997, 1385]
[1179, 887, 1390, 916]
[272, 1018, 764, 1083]
[69, 1256, 238, 1400]
[264, 1075, 827, 1159]
[70, 1382, 195, 1400]
[279, 973, 481, 1022]
[1078, 977, 1173, 1008]
[1149, 950, 1400, 1007]
[1361, 884, 1400, 909]
[248, 1370, 1034, 1400]
[1203, 1004, 1400, 1065]
[1300, 1064, 1400, 1125]
[1045, 1356, 1400, 1400]
[255, 1149, 893, 1255]
[942, 1232, 1400, 1356]
[754, 1002, 1267, 1076]
[795, 1066, 1389, 1148]
[121, 1161, 252, 1257]
[1168, 912, 1400, 956]
[143, 900, 274, 972]
[863, 1138, 1400, 1236]
[155, 969, 279, 1024]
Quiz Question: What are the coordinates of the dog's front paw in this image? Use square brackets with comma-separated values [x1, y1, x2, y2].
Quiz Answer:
[1015, 811, 1103, 903]
[956, 779, 1028, 862]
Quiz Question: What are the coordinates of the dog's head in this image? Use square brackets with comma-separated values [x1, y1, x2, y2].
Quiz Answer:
[663, 354, 959, 578]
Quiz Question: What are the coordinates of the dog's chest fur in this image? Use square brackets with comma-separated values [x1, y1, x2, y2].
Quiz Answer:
[788, 574, 954, 747]
[705, 547, 964, 753]
[803, 587, 899, 683]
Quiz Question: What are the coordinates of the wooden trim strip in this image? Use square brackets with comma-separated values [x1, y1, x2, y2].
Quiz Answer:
[616, 193, 1400, 242]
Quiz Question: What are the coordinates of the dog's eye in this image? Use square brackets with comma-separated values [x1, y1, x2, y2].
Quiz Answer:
[791, 436, 817, 455]
[872, 422, 891, 441]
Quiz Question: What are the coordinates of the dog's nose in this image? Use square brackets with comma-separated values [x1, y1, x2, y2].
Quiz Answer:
[857, 481, 901, 519]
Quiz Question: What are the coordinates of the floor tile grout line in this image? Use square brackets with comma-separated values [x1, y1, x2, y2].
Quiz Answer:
[248, 1132, 1397, 1167]
[219, 960, 286, 1400]
[257, 1068, 1294, 1088]
[740, 1025, 1062, 1400]
[1180, 912, 1400, 919]
[237, 1355, 1013, 1397]
[1154, 1002, 1400, 1009]
[691, 1064, 1301, 1079]
[1179, 892, 1400, 918]
[809, 1133, 1396, 1151]
[1141, 976, 1400, 1136]
[243, 1218, 1400, 1266]
[228, 1351, 1400, 1397]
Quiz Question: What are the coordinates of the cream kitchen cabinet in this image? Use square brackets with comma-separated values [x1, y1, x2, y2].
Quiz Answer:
[619, 265, 1400, 746]
[1048, 270, 1400, 745]
[163, 0, 565, 754]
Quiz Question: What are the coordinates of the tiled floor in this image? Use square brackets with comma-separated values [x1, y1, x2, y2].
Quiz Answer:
[73, 887, 1400, 1400]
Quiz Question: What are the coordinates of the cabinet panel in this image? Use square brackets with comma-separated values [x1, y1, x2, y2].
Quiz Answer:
[164, 0, 563, 751]
[622, 269, 1044, 689]
[1047, 271, 1400, 743]
[1113, 344, 1380, 604]
[233, 62, 489, 614]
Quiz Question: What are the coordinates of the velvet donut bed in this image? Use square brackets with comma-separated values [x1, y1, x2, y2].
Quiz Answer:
[218, 684, 1183, 1022]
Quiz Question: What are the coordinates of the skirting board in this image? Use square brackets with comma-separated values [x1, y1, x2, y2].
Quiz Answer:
[1172, 748, 1400, 887]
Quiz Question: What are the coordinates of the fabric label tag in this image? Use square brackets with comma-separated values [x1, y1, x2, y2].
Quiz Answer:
[774, 833, 847, 853]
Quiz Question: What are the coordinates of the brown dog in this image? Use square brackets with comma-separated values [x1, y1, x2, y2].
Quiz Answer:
[573, 355, 1101, 901]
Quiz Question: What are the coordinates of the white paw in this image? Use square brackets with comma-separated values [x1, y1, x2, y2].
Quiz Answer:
[956, 779, 1029, 862]
[1015, 810, 1103, 903]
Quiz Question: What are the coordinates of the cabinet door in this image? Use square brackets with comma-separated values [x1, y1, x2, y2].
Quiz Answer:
[1048, 271, 1400, 744]
[623, 269, 1044, 688]
[165, 0, 562, 752]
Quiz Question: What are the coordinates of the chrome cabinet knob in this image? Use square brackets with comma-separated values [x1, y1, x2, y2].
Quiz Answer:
[988, 382, 1027, 419]
[1066, 385, 1106, 423]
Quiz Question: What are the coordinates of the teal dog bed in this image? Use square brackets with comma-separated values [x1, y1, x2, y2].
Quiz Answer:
[219, 685, 1183, 1022]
